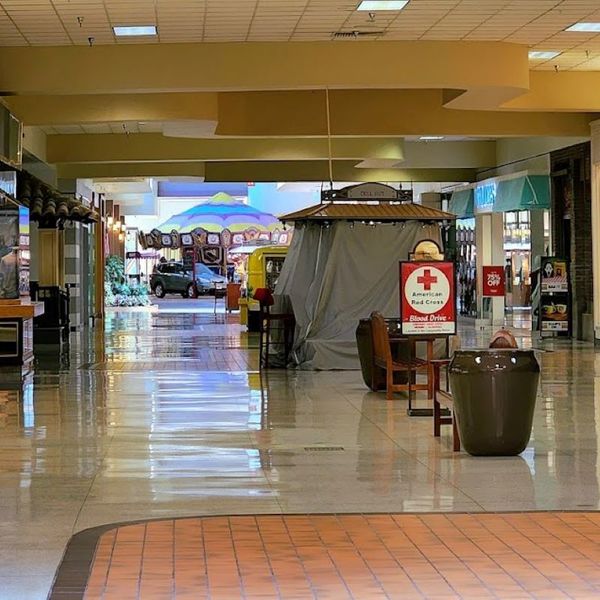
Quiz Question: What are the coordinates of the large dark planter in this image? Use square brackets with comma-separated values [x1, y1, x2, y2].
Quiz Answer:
[449, 349, 540, 456]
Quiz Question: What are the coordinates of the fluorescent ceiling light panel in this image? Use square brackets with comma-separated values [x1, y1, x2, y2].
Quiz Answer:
[565, 22, 600, 32]
[113, 25, 157, 37]
[419, 136, 444, 141]
[357, 1, 409, 11]
[528, 51, 561, 60]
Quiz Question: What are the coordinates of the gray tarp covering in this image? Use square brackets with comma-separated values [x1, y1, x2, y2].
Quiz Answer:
[276, 221, 442, 370]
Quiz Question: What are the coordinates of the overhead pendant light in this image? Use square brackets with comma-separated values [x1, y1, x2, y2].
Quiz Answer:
[357, 1, 409, 11]
[113, 25, 158, 37]
[419, 136, 444, 141]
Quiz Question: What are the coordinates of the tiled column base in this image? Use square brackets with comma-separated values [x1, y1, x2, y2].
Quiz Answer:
[51, 512, 600, 599]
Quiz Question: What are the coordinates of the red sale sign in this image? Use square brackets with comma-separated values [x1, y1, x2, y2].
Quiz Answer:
[400, 261, 456, 335]
[482, 266, 505, 297]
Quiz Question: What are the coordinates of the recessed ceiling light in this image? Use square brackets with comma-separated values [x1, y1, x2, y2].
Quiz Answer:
[528, 51, 561, 60]
[419, 136, 444, 141]
[113, 25, 157, 37]
[565, 22, 600, 32]
[357, 1, 409, 11]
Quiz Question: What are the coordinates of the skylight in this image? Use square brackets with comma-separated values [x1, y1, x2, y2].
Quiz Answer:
[565, 22, 600, 32]
[113, 26, 158, 37]
[357, 1, 409, 11]
[528, 51, 561, 60]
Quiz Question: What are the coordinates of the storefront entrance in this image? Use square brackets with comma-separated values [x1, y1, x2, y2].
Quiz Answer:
[504, 210, 532, 310]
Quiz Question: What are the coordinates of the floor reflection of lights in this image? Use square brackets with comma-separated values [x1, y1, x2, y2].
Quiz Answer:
[3, 300, 600, 599]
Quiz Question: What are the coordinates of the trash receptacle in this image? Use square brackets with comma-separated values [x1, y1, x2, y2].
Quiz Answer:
[449, 349, 540, 456]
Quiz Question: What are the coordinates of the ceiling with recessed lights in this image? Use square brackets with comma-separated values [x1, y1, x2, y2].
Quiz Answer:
[1, 1, 600, 70]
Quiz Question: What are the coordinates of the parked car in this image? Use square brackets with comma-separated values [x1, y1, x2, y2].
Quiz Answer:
[150, 262, 227, 298]
[194, 263, 228, 295]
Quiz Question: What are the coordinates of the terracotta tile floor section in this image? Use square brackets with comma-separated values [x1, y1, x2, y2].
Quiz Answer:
[82, 513, 600, 599]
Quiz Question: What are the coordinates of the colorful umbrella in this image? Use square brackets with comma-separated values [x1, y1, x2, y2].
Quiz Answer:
[158, 192, 280, 234]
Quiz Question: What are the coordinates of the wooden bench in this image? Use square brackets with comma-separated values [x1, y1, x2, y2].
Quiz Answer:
[371, 311, 430, 401]
[431, 359, 460, 451]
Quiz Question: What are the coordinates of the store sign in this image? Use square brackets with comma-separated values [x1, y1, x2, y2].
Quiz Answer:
[400, 261, 456, 335]
[347, 183, 398, 200]
[540, 256, 570, 334]
[540, 300, 569, 332]
[474, 182, 496, 214]
[482, 266, 505, 297]
[541, 257, 568, 293]
[0, 171, 16, 198]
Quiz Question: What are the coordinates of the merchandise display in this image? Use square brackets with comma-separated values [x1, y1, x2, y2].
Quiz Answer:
[456, 222, 476, 317]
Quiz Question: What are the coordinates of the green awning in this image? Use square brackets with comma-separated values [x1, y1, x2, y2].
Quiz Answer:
[493, 175, 550, 213]
[449, 188, 474, 218]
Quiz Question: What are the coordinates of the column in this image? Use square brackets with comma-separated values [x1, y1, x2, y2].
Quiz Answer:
[475, 212, 505, 327]
[591, 120, 600, 343]
[38, 228, 64, 287]
[95, 193, 105, 320]
[29, 222, 39, 283]
[64, 223, 81, 329]
[530, 210, 546, 262]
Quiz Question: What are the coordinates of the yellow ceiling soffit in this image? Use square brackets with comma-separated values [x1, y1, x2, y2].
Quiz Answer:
[47, 134, 496, 169]
[215, 90, 595, 137]
[46, 135, 406, 164]
[55, 160, 476, 183]
[204, 161, 477, 183]
[57, 162, 207, 179]
[5, 92, 219, 125]
[502, 71, 600, 112]
[0, 41, 528, 110]
[8, 89, 597, 138]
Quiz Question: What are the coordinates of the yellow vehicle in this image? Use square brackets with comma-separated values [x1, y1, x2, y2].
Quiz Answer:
[238, 245, 288, 326]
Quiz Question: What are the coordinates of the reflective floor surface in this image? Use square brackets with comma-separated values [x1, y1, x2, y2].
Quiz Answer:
[1, 301, 600, 598]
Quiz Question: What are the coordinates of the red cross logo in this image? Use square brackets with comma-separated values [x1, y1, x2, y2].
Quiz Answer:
[417, 269, 438, 291]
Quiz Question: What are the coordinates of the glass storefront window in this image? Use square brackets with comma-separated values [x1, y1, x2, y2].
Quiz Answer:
[504, 211, 533, 309]
[504, 211, 531, 248]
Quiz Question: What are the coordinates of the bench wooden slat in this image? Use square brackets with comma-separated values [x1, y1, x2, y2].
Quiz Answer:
[370, 312, 432, 401]
[432, 360, 460, 452]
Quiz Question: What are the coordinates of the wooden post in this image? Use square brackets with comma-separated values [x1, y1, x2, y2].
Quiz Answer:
[38, 228, 62, 286]
[95, 192, 106, 320]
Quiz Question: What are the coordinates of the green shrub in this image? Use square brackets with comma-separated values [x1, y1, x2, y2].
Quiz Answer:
[105, 255, 150, 307]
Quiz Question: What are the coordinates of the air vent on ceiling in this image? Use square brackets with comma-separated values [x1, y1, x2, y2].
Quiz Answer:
[332, 30, 384, 39]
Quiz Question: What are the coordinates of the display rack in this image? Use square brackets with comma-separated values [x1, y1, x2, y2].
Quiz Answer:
[539, 256, 571, 338]
[456, 223, 477, 317]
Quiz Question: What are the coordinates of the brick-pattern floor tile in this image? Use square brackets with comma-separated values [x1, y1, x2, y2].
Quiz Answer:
[82, 513, 600, 599]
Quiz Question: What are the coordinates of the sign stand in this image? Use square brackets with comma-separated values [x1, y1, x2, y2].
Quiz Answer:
[539, 256, 571, 338]
[399, 260, 456, 417]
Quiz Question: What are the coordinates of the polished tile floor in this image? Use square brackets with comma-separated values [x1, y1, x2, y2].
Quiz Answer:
[1, 301, 600, 598]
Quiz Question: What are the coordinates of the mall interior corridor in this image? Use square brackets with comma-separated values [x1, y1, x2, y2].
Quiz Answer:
[0, 306, 599, 598]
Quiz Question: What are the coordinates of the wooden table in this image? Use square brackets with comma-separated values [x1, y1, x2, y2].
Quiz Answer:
[389, 333, 450, 417]
[0, 300, 45, 370]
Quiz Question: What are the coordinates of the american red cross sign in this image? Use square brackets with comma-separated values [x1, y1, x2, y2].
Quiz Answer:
[417, 269, 438, 291]
[400, 261, 456, 335]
